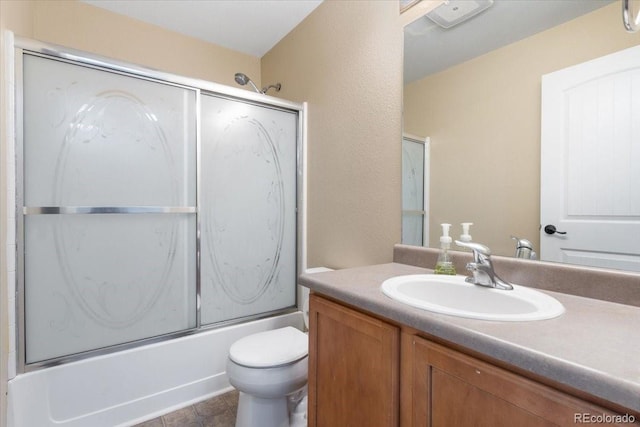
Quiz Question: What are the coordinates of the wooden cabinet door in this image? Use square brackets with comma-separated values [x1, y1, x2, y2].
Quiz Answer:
[308, 294, 400, 427]
[406, 334, 638, 427]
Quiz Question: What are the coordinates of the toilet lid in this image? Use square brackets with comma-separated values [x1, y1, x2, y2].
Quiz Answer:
[229, 326, 308, 368]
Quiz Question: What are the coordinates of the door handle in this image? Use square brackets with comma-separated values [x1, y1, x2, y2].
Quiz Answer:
[544, 225, 567, 235]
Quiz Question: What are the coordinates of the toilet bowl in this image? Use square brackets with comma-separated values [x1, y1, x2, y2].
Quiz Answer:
[227, 267, 333, 427]
[227, 326, 309, 427]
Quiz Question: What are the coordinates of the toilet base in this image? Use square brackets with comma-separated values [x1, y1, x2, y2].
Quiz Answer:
[236, 392, 289, 427]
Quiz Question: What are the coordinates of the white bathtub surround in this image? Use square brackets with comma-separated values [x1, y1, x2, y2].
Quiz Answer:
[8, 312, 303, 427]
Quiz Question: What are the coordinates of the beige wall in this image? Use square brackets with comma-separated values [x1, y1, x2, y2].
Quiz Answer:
[404, 2, 640, 257]
[262, 0, 404, 269]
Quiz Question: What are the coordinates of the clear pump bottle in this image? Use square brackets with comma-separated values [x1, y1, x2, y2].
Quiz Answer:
[434, 223, 456, 275]
[459, 222, 473, 243]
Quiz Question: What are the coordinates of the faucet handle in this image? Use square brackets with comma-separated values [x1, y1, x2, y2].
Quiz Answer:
[455, 240, 513, 290]
[454, 240, 491, 256]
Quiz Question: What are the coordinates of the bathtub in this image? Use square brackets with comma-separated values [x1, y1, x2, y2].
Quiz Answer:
[7, 312, 303, 427]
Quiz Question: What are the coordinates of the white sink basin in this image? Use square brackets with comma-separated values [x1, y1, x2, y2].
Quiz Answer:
[381, 274, 564, 321]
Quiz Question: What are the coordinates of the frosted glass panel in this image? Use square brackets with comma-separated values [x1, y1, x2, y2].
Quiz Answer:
[19, 50, 300, 364]
[24, 214, 196, 363]
[22, 54, 196, 207]
[402, 214, 423, 246]
[402, 138, 425, 245]
[200, 95, 297, 324]
[402, 139, 424, 211]
[21, 54, 197, 363]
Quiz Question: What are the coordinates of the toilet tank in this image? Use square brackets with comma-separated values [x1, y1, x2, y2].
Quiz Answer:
[298, 267, 334, 330]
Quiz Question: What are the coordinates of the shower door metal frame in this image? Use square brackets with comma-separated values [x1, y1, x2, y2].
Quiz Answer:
[13, 37, 307, 373]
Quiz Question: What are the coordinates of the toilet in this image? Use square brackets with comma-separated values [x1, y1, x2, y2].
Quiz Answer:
[227, 326, 308, 427]
[226, 267, 332, 427]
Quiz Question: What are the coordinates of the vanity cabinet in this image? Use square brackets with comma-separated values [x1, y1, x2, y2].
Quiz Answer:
[403, 334, 636, 427]
[308, 294, 400, 427]
[309, 294, 638, 427]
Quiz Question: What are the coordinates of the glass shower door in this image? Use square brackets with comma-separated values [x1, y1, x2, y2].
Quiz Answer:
[21, 54, 197, 363]
[200, 94, 298, 324]
[402, 135, 428, 246]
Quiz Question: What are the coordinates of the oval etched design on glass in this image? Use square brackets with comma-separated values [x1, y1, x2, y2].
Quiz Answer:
[52, 91, 181, 328]
[205, 115, 286, 305]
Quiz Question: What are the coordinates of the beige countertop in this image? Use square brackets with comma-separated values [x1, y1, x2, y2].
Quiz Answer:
[299, 262, 640, 413]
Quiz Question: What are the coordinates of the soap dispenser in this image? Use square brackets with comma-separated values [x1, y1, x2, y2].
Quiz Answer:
[435, 223, 456, 275]
[460, 222, 473, 243]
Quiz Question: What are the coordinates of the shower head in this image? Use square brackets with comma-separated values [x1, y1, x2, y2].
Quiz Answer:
[234, 72, 261, 94]
[234, 72, 249, 85]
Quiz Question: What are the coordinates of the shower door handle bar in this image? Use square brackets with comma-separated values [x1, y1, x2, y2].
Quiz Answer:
[402, 209, 426, 215]
[23, 206, 197, 215]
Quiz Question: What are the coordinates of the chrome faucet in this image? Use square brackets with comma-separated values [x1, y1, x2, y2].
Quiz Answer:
[511, 236, 537, 260]
[454, 240, 513, 290]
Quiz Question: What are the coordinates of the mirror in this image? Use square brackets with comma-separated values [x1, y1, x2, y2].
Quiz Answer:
[403, 0, 640, 271]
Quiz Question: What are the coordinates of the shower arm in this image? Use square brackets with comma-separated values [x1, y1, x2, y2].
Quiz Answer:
[261, 83, 282, 94]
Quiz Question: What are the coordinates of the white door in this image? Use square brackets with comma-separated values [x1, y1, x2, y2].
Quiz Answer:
[540, 45, 640, 272]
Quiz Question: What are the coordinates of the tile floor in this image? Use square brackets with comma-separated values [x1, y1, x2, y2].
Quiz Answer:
[134, 389, 238, 427]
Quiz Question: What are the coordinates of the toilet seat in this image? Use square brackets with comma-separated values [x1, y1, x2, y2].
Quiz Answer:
[229, 326, 308, 368]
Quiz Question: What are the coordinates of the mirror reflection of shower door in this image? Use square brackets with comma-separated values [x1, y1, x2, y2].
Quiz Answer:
[402, 135, 429, 246]
[21, 54, 197, 363]
[200, 94, 297, 324]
